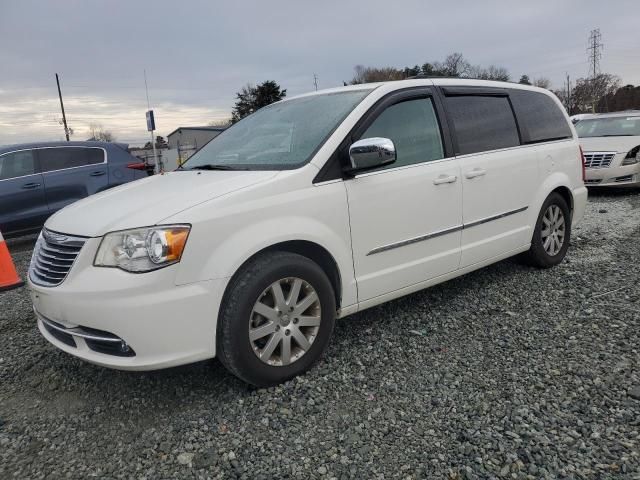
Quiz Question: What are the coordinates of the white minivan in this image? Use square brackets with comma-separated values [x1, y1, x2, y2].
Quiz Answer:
[28, 79, 588, 386]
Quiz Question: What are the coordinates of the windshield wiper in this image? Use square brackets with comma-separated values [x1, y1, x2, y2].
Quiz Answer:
[599, 134, 635, 137]
[189, 164, 247, 171]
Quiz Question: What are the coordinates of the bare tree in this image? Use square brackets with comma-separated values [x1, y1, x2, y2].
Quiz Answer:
[468, 65, 510, 81]
[350, 65, 404, 84]
[87, 123, 115, 142]
[437, 53, 471, 77]
[208, 118, 232, 128]
[532, 77, 552, 89]
[571, 74, 621, 113]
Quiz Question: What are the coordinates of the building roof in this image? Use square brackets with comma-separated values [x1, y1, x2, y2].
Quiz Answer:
[166, 126, 227, 138]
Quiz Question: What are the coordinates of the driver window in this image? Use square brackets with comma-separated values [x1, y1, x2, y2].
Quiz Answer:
[0, 150, 37, 180]
[359, 97, 444, 170]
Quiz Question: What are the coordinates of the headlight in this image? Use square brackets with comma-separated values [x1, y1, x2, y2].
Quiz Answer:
[94, 225, 190, 272]
[622, 145, 640, 165]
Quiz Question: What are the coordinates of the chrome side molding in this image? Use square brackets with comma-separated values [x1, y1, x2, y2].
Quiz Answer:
[367, 206, 528, 256]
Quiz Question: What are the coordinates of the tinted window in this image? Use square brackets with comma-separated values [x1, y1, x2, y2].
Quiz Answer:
[39, 147, 104, 172]
[510, 90, 572, 142]
[446, 96, 520, 154]
[0, 150, 37, 180]
[358, 98, 444, 169]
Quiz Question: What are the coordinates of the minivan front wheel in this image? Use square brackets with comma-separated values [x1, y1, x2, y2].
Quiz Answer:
[525, 192, 571, 268]
[217, 251, 336, 386]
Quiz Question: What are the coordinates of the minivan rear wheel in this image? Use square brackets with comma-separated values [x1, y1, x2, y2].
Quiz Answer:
[216, 251, 336, 387]
[524, 192, 571, 268]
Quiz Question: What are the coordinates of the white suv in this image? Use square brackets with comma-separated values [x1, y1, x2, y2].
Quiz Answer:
[28, 79, 587, 386]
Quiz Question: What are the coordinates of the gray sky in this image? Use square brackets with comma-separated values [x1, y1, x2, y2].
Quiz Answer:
[1, 0, 638, 146]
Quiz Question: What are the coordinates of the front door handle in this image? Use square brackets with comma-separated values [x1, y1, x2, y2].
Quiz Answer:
[433, 174, 458, 185]
[21, 182, 41, 189]
[90, 171, 106, 177]
[465, 168, 487, 179]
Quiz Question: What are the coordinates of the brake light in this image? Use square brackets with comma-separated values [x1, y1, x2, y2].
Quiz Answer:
[127, 162, 147, 171]
[579, 146, 586, 183]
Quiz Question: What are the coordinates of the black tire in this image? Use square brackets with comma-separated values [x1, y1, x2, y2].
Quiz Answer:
[523, 192, 571, 268]
[216, 251, 336, 387]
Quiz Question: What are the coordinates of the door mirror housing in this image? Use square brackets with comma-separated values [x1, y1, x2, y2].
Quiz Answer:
[347, 137, 396, 173]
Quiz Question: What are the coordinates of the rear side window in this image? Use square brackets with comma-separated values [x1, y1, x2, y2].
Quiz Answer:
[0, 150, 37, 180]
[445, 96, 520, 155]
[39, 147, 104, 172]
[510, 90, 572, 142]
[358, 97, 444, 169]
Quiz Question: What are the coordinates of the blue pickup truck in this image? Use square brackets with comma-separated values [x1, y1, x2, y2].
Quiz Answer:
[0, 141, 149, 237]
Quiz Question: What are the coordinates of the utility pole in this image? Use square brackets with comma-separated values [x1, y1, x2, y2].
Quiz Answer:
[55, 73, 70, 141]
[313, 74, 318, 91]
[565, 73, 571, 113]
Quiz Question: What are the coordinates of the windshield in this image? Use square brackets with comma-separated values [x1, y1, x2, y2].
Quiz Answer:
[183, 89, 373, 170]
[575, 116, 640, 138]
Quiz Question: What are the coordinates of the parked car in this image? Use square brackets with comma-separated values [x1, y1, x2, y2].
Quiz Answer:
[27, 80, 587, 386]
[0, 141, 148, 237]
[575, 111, 640, 187]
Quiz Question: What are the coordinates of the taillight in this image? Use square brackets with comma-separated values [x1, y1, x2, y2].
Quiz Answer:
[127, 162, 147, 171]
[579, 146, 586, 183]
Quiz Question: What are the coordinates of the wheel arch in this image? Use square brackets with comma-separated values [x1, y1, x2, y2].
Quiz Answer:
[550, 185, 574, 215]
[222, 240, 343, 311]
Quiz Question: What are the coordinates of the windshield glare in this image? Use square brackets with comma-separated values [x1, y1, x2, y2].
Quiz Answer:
[575, 116, 640, 137]
[184, 89, 372, 170]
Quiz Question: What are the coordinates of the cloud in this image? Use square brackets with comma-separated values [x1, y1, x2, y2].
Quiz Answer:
[0, 0, 638, 146]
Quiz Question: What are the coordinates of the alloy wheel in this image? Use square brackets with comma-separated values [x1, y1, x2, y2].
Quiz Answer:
[541, 204, 565, 256]
[249, 277, 321, 366]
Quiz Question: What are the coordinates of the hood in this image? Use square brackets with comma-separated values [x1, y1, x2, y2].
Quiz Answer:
[579, 135, 640, 154]
[46, 170, 278, 237]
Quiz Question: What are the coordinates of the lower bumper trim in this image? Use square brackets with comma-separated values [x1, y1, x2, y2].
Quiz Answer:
[37, 311, 136, 357]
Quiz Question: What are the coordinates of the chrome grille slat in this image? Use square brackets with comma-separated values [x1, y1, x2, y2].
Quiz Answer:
[37, 250, 75, 264]
[35, 255, 72, 268]
[29, 229, 87, 287]
[584, 151, 615, 169]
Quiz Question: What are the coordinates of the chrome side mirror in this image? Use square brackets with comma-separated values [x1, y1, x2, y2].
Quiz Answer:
[348, 137, 396, 172]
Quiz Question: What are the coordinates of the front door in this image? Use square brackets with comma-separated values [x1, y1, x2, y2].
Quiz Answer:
[38, 146, 108, 214]
[0, 149, 48, 235]
[345, 92, 463, 302]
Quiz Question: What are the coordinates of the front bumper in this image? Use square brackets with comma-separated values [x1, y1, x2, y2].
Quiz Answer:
[584, 153, 640, 187]
[28, 237, 228, 371]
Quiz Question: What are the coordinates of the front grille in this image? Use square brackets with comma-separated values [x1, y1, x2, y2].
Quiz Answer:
[29, 229, 87, 287]
[584, 151, 615, 169]
[615, 175, 634, 183]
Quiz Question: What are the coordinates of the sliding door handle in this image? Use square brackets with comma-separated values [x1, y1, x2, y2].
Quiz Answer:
[465, 168, 487, 179]
[433, 174, 457, 185]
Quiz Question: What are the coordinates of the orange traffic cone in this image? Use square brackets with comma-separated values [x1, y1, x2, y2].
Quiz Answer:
[0, 230, 24, 292]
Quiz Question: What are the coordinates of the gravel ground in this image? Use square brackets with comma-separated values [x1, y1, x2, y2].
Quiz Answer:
[1, 190, 639, 479]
